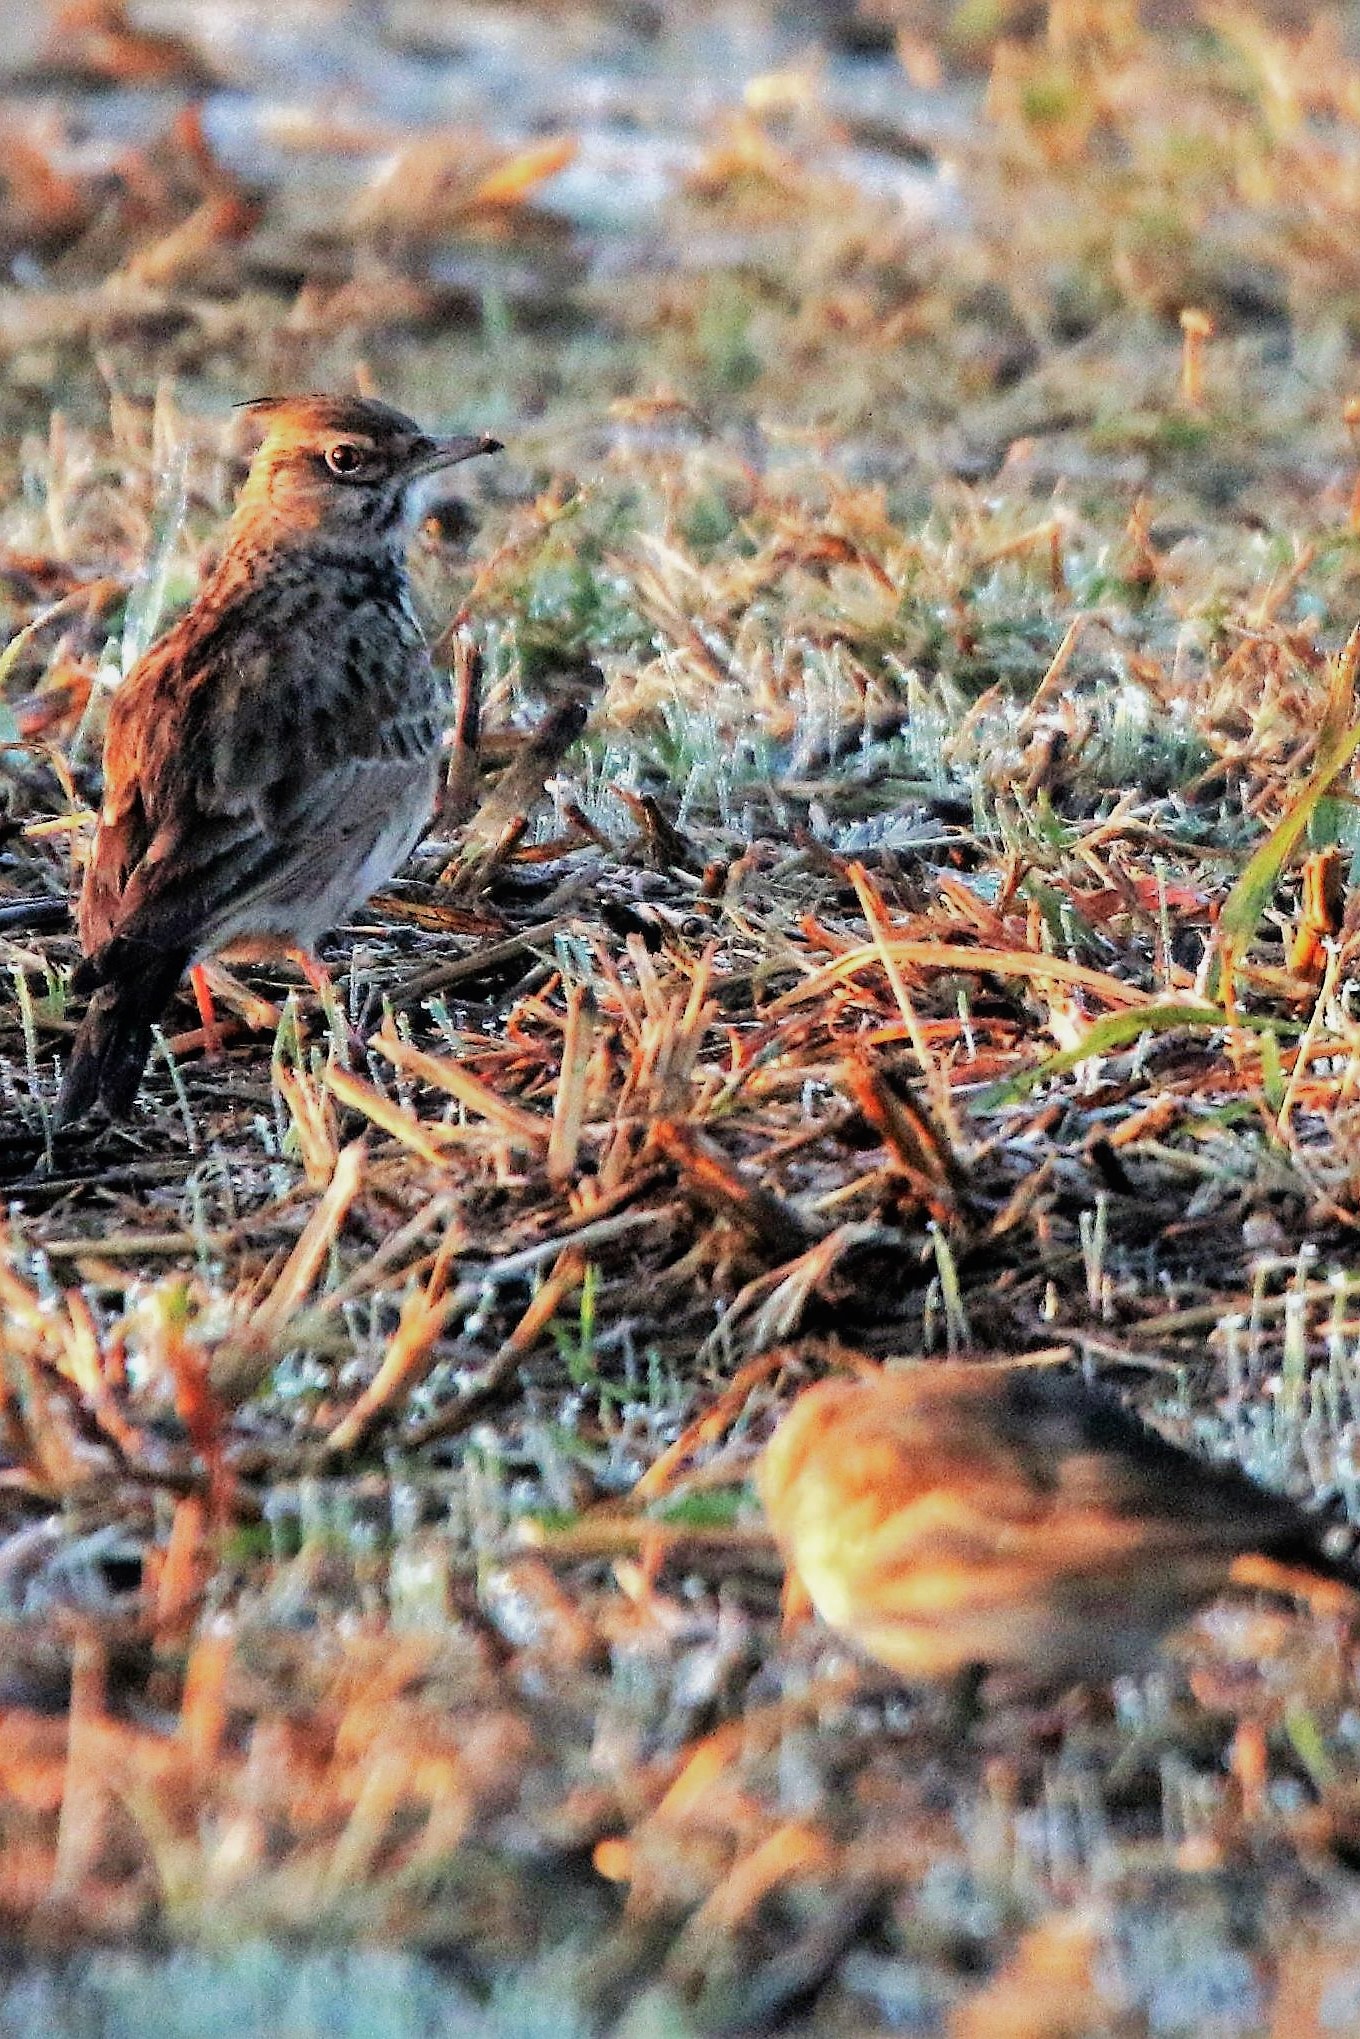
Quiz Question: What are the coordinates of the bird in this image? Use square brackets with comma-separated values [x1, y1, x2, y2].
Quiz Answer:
[55, 393, 501, 1125]
[758, 1363, 1360, 1696]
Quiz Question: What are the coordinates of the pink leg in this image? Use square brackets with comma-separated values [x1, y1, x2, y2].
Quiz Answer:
[290, 950, 367, 1054]
[292, 951, 333, 999]
[190, 965, 225, 1061]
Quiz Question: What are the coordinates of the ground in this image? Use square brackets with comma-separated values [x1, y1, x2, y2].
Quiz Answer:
[4, 2, 1360, 2033]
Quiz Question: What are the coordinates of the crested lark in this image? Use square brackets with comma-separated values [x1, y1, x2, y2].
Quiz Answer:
[760, 1364, 1358, 1695]
[56, 394, 500, 1123]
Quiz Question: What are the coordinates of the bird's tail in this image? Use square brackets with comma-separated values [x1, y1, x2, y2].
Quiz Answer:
[55, 943, 189, 1126]
[1231, 1518, 1360, 1617]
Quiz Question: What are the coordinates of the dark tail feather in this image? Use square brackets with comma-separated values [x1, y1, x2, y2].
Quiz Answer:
[55, 946, 189, 1126]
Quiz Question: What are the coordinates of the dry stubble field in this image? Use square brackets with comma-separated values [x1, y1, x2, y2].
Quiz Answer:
[5, 2, 1360, 2032]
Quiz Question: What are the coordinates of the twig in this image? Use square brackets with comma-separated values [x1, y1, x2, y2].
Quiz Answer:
[399, 1249, 586, 1449]
[548, 983, 597, 1185]
[372, 1021, 551, 1146]
[387, 916, 573, 1008]
[0, 897, 70, 932]
[633, 1345, 802, 1502]
[848, 862, 967, 1157]
[766, 938, 1149, 1016]
[37, 1231, 232, 1262]
[652, 1118, 812, 1260]
[440, 629, 483, 827]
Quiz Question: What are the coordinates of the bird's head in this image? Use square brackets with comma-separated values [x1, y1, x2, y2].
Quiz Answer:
[230, 394, 501, 548]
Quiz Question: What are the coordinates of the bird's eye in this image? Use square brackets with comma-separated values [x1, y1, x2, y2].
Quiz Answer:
[325, 442, 367, 476]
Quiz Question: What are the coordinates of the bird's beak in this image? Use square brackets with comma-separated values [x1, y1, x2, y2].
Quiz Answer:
[413, 432, 503, 474]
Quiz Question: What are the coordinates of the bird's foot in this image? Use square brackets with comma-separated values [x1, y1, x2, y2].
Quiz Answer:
[289, 950, 368, 1058]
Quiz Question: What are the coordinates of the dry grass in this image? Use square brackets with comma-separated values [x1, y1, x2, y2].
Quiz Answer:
[7, 0, 1360, 2030]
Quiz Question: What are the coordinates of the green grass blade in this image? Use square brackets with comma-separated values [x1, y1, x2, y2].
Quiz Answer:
[975, 1001, 1227, 1109]
[1207, 626, 1360, 1003]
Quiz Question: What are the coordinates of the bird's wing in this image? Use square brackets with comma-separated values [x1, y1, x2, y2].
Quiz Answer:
[967, 1367, 1316, 1562]
[1046, 1402, 1312, 1559]
[80, 597, 443, 964]
[78, 630, 185, 955]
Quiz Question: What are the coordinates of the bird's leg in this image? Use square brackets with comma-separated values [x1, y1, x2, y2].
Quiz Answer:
[934, 1661, 988, 1739]
[290, 949, 332, 999]
[195, 963, 283, 1036]
[289, 949, 367, 1056]
[1228, 1716, 1269, 1822]
[189, 965, 224, 1061]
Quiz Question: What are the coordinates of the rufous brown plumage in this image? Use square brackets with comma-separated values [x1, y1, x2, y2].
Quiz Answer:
[57, 394, 500, 1123]
[760, 1364, 1357, 1694]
